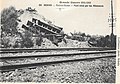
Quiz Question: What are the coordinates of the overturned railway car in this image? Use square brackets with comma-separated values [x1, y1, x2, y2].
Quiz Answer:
[22, 18, 65, 46]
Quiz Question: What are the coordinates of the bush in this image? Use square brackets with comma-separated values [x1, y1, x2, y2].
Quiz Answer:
[89, 35, 116, 47]
[22, 38, 34, 48]
[36, 36, 43, 46]
[1, 37, 11, 48]
[22, 31, 34, 48]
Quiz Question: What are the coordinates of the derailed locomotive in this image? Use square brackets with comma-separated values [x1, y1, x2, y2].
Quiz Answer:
[22, 18, 66, 46]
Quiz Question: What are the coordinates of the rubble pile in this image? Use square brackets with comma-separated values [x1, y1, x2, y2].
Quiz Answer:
[32, 38, 57, 48]
[32, 38, 91, 48]
[41, 38, 57, 48]
[58, 39, 91, 48]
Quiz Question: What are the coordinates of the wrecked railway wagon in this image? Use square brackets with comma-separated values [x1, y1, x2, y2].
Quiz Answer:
[22, 18, 65, 46]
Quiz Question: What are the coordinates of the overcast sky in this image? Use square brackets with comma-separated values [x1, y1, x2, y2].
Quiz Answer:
[1, 0, 116, 36]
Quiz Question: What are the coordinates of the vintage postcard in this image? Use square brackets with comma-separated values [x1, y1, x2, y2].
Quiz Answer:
[0, 0, 120, 83]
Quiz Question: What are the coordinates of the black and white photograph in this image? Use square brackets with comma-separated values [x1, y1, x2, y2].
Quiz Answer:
[0, 0, 120, 83]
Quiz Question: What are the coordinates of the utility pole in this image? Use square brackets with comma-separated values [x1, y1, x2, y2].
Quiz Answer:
[108, 0, 116, 47]
[111, 0, 114, 35]
[111, 0, 114, 47]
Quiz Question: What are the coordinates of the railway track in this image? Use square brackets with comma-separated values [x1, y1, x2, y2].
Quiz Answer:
[0, 50, 116, 72]
[0, 47, 115, 53]
[0, 50, 116, 59]
[0, 55, 115, 72]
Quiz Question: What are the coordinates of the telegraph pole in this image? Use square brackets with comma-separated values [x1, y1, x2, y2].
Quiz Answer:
[108, 0, 116, 47]
[111, 0, 114, 35]
[111, 0, 114, 47]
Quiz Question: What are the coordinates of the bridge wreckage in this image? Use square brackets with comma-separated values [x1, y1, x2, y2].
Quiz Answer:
[22, 18, 66, 46]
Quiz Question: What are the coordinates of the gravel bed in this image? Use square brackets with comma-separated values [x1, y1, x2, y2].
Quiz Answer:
[0, 57, 116, 83]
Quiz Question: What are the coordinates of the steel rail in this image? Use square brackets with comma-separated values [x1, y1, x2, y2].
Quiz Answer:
[0, 47, 115, 51]
[0, 55, 116, 72]
[0, 50, 49, 54]
[0, 47, 115, 53]
[0, 50, 116, 60]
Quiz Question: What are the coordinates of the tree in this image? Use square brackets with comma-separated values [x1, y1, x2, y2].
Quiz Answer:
[1, 6, 18, 36]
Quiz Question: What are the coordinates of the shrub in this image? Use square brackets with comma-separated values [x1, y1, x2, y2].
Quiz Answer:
[1, 37, 11, 48]
[23, 38, 34, 48]
[22, 31, 34, 48]
[36, 36, 43, 46]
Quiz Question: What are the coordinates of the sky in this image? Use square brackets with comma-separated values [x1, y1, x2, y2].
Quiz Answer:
[0, 0, 116, 36]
